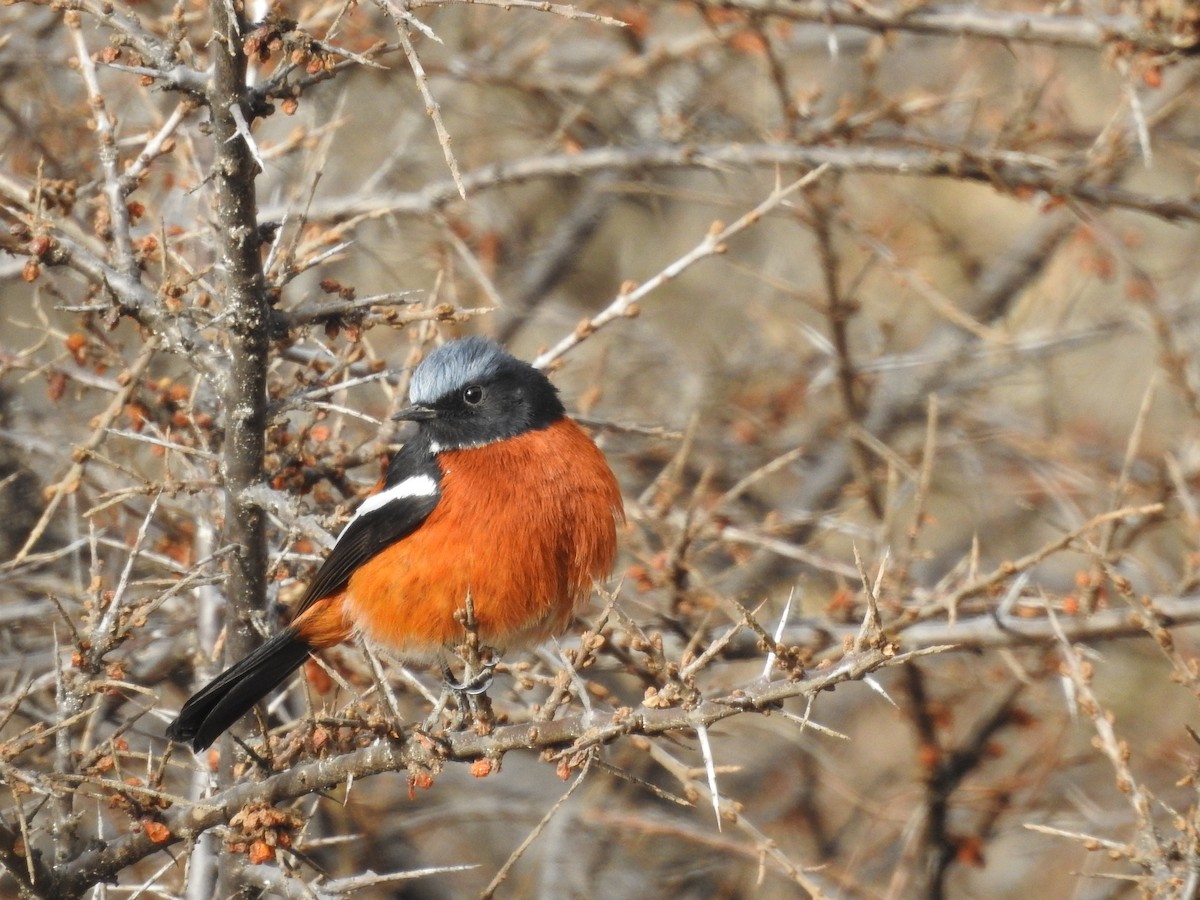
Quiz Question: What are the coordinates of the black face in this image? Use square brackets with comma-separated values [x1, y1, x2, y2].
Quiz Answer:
[396, 338, 565, 451]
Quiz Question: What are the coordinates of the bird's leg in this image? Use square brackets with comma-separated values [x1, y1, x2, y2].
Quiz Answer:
[426, 655, 496, 731]
[435, 592, 496, 733]
[461, 671, 495, 734]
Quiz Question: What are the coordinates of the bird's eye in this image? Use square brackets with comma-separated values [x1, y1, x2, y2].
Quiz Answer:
[462, 384, 484, 406]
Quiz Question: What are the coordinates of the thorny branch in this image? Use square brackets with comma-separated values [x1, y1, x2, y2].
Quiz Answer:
[533, 166, 831, 370]
[693, 0, 1200, 55]
[4, 0, 1200, 897]
[53, 644, 936, 898]
[282, 141, 1200, 225]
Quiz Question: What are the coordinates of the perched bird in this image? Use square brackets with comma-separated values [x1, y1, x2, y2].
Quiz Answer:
[167, 336, 623, 751]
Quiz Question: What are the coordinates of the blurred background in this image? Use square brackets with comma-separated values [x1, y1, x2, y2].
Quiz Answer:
[2, 1, 1200, 897]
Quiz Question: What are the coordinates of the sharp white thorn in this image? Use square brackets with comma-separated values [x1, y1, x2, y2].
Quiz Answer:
[864, 675, 897, 709]
[696, 724, 723, 832]
[762, 588, 795, 679]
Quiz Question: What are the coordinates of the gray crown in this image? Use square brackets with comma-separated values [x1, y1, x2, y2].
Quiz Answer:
[408, 336, 513, 405]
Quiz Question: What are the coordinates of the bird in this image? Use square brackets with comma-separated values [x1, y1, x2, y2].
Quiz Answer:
[166, 336, 624, 751]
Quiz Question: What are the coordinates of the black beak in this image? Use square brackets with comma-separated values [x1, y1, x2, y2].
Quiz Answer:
[393, 404, 437, 422]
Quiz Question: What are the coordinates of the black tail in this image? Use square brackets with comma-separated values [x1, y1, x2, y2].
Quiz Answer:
[166, 628, 313, 751]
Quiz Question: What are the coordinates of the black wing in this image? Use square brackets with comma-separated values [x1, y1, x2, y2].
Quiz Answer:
[291, 436, 441, 617]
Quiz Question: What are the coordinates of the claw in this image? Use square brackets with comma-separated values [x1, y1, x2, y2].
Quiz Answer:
[441, 660, 496, 695]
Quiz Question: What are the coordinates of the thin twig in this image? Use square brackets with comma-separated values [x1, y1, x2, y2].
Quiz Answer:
[533, 165, 831, 369]
[479, 755, 594, 899]
[376, 0, 465, 198]
[11, 336, 160, 564]
[66, 12, 137, 278]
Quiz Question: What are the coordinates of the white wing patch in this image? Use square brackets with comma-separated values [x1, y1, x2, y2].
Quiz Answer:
[338, 474, 439, 538]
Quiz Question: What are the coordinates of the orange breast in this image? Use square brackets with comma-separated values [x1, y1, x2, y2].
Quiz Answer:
[341, 418, 622, 657]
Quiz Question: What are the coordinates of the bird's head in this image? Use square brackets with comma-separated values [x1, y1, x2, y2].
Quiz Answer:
[394, 336, 565, 451]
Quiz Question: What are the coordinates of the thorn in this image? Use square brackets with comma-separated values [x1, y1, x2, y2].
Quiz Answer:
[1060, 674, 1078, 721]
[762, 587, 795, 679]
[864, 675, 898, 709]
[696, 724, 723, 832]
[778, 693, 851, 741]
[997, 571, 1031, 620]
[777, 707, 850, 741]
